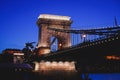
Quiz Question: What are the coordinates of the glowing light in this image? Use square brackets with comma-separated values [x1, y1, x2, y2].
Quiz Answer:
[38, 14, 71, 21]
[34, 62, 39, 71]
[13, 53, 24, 56]
[58, 61, 63, 66]
[106, 55, 120, 60]
[41, 49, 50, 54]
[34, 61, 76, 71]
[39, 44, 47, 47]
[46, 61, 51, 66]
[64, 61, 69, 66]
[82, 34, 86, 38]
[52, 61, 57, 66]
[59, 43, 62, 46]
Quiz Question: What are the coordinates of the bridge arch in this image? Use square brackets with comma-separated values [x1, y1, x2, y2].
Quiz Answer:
[37, 14, 72, 55]
[49, 35, 65, 52]
[50, 36, 58, 52]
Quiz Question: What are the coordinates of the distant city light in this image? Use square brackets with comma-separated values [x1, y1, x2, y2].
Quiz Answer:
[106, 55, 120, 60]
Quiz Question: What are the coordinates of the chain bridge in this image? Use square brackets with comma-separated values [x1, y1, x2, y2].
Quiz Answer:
[35, 14, 120, 73]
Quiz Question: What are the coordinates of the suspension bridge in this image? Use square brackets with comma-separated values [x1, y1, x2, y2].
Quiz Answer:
[35, 14, 120, 74]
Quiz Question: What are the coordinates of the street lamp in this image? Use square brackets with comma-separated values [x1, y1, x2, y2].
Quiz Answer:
[82, 34, 86, 42]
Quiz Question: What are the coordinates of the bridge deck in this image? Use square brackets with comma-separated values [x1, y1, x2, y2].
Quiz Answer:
[38, 34, 120, 73]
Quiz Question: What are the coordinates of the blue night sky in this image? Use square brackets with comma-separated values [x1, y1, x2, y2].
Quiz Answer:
[0, 0, 120, 53]
[0, 0, 120, 79]
[0, 0, 120, 52]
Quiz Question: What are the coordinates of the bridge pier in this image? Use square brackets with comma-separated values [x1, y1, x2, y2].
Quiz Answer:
[33, 60, 84, 80]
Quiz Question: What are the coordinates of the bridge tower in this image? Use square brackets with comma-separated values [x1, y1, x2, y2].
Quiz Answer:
[37, 14, 72, 55]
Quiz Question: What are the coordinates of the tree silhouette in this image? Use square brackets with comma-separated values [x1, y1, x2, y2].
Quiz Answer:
[22, 42, 35, 63]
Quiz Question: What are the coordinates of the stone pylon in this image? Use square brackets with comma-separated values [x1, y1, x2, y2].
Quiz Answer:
[37, 14, 72, 55]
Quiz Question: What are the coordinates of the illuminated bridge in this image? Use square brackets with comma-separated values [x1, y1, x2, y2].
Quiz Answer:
[39, 28, 120, 73]
[35, 14, 120, 74]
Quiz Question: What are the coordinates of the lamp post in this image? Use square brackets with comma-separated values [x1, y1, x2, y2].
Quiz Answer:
[82, 34, 86, 42]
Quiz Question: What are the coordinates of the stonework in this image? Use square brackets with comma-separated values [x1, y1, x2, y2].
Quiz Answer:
[37, 14, 72, 55]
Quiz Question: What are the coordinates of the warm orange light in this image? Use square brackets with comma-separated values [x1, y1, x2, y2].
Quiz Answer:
[34, 61, 76, 71]
[52, 61, 57, 66]
[59, 43, 62, 46]
[46, 61, 51, 65]
[106, 56, 112, 59]
[34, 62, 39, 71]
[106, 55, 120, 60]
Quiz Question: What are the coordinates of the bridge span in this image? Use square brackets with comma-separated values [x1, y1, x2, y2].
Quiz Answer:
[35, 14, 120, 73]
[38, 33, 120, 73]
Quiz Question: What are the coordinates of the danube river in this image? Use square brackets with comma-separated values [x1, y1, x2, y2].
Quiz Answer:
[1, 71, 120, 80]
[0, 63, 120, 80]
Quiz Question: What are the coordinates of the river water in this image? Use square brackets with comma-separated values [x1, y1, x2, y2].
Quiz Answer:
[89, 73, 120, 80]
[1, 71, 120, 80]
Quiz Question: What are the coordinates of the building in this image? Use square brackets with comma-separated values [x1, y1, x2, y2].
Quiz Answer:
[1, 48, 24, 63]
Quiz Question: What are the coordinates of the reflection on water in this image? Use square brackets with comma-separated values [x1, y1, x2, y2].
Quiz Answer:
[1, 71, 120, 80]
[0, 71, 81, 80]
[89, 73, 120, 80]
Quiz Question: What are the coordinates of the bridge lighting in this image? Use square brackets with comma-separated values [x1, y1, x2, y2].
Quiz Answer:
[58, 43, 62, 50]
[44, 49, 51, 54]
[82, 34, 87, 42]
[59, 43, 62, 46]
[34, 61, 76, 71]
[64, 61, 69, 66]
[52, 61, 57, 66]
[34, 62, 39, 71]
[41, 44, 47, 47]
[46, 61, 51, 65]
[58, 61, 63, 66]
[82, 34, 86, 38]
[38, 14, 71, 20]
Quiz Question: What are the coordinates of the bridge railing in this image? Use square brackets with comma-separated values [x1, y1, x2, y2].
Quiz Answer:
[44, 33, 120, 57]
[71, 33, 120, 48]
[44, 34, 120, 57]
